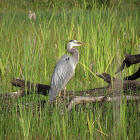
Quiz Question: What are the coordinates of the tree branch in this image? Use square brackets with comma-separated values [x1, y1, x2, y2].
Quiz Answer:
[115, 54, 140, 80]
[67, 95, 140, 111]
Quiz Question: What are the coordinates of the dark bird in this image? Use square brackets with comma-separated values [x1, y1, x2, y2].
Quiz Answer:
[49, 40, 87, 103]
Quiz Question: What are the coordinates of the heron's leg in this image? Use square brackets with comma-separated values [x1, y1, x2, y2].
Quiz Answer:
[59, 92, 61, 102]
[58, 87, 66, 102]
[64, 87, 66, 98]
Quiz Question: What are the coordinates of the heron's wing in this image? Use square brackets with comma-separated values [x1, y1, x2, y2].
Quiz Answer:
[49, 55, 74, 102]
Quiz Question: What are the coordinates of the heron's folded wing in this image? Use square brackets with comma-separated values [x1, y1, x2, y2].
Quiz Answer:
[50, 55, 74, 94]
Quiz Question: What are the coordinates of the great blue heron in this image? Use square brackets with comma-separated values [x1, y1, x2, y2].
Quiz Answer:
[49, 40, 87, 103]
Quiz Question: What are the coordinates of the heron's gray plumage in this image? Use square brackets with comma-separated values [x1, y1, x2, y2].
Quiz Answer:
[49, 55, 75, 103]
[49, 40, 87, 103]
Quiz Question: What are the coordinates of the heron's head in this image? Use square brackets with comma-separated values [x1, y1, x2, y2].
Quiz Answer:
[67, 40, 88, 49]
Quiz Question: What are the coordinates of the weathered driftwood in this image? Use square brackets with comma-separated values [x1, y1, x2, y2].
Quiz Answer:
[67, 95, 140, 111]
[115, 54, 140, 80]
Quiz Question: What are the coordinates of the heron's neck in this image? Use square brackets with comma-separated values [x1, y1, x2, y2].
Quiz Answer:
[67, 47, 79, 65]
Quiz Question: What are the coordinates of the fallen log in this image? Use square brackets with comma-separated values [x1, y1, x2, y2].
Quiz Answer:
[0, 73, 140, 100]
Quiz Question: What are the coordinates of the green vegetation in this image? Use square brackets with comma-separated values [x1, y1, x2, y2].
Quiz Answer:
[0, 0, 140, 11]
[0, 1, 140, 139]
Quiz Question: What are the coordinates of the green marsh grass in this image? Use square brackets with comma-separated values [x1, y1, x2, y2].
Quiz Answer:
[0, 4, 140, 140]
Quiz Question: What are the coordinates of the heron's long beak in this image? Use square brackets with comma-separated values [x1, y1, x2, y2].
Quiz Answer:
[76, 42, 88, 45]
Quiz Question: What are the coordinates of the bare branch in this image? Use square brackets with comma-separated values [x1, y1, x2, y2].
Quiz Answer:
[0, 90, 23, 99]
[67, 95, 140, 111]
[115, 54, 140, 80]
